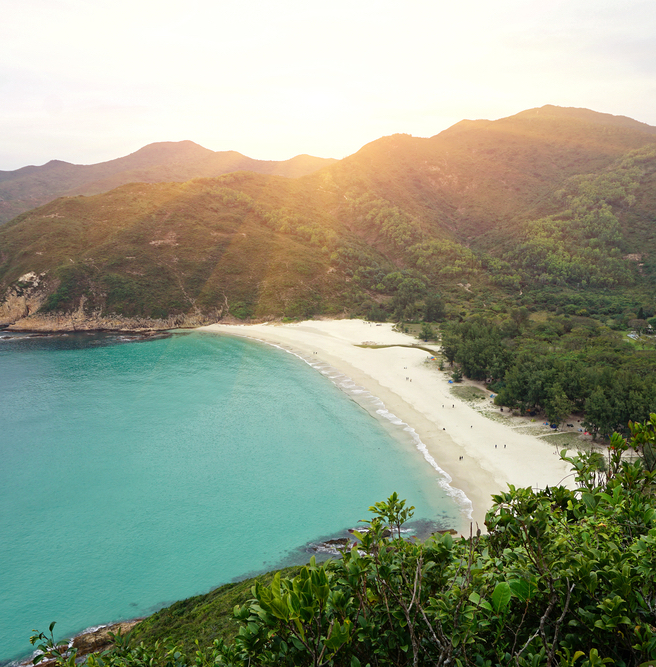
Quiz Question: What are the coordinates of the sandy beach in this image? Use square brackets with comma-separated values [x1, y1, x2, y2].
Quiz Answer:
[199, 319, 575, 531]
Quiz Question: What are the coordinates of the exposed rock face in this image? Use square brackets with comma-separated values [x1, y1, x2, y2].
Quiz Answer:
[18, 618, 144, 667]
[4, 310, 217, 332]
[70, 619, 143, 656]
[0, 271, 225, 331]
[17, 620, 143, 667]
[0, 271, 49, 323]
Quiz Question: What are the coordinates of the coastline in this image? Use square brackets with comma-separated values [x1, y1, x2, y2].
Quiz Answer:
[198, 319, 575, 530]
[13, 619, 144, 667]
[3, 318, 580, 664]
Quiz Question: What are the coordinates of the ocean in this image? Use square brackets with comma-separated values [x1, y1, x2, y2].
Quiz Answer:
[0, 330, 464, 662]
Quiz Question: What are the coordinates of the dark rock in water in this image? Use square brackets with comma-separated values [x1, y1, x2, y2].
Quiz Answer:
[324, 538, 349, 546]
[309, 537, 351, 553]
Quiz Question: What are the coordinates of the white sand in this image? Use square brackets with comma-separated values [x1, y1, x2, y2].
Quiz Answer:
[198, 319, 574, 531]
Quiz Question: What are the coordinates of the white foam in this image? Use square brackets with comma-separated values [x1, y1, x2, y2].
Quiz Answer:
[75, 624, 108, 636]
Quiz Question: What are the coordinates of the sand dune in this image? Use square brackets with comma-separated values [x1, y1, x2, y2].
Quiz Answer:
[199, 319, 575, 531]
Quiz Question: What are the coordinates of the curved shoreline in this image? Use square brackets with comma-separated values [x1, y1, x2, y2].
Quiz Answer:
[198, 319, 575, 530]
[237, 332, 475, 528]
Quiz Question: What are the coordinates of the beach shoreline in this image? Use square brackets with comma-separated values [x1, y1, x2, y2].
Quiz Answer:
[199, 319, 576, 531]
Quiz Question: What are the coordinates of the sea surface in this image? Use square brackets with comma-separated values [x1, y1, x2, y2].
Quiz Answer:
[0, 330, 464, 663]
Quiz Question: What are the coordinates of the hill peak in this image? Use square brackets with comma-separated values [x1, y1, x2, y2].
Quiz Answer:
[112, 140, 219, 168]
[435, 105, 656, 143]
[513, 105, 656, 133]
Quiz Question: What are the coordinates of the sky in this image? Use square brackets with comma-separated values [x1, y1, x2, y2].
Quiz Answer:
[1, 0, 656, 170]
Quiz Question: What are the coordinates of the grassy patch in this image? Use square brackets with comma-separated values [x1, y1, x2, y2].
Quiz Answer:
[511, 425, 554, 436]
[528, 311, 550, 323]
[132, 566, 302, 654]
[537, 431, 585, 447]
[355, 343, 439, 354]
[622, 332, 656, 349]
[450, 385, 488, 402]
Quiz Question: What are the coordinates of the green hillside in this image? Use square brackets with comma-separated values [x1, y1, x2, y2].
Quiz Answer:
[2, 106, 656, 330]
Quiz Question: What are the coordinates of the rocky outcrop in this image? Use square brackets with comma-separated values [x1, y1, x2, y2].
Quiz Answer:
[0, 271, 50, 323]
[19, 619, 144, 667]
[4, 310, 218, 332]
[70, 619, 143, 656]
[0, 271, 227, 331]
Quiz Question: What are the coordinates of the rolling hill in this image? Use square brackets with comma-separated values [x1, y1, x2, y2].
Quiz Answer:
[1, 105, 656, 330]
[0, 141, 337, 225]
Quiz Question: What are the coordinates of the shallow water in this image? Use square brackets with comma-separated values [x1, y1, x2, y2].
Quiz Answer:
[0, 330, 463, 662]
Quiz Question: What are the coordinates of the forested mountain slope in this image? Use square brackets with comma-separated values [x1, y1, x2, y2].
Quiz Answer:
[1, 105, 656, 330]
[0, 141, 337, 225]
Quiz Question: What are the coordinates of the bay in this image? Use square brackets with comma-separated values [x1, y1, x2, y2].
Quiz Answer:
[0, 331, 462, 662]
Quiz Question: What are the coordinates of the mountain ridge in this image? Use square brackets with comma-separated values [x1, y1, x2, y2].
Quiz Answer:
[1, 105, 656, 330]
[0, 142, 337, 224]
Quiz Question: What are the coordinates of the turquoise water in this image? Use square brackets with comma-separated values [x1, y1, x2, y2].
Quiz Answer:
[0, 331, 462, 662]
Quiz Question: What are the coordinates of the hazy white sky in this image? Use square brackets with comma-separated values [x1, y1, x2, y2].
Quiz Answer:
[1, 0, 655, 169]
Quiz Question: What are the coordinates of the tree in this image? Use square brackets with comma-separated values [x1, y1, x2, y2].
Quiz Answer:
[584, 387, 615, 438]
[440, 328, 460, 366]
[391, 278, 426, 319]
[451, 367, 463, 382]
[424, 294, 446, 322]
[510, 306, 530, 328]
[629, 318, 648, 333]
[544, 383, 573, 427]
[419, 322, 435, 341]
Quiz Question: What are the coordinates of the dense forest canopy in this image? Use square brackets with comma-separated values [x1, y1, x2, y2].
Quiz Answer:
[441, 313, 656, 437]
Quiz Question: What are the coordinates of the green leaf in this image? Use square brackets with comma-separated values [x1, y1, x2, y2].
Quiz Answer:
[293, 617, 305, 642]
[491, 582, 511, 613]
[271, 572, 282, 599]
[582, 492, 597, 510]
[268, 596, 290, 621]
[508, 579, 529, 602]
[325, 620, 350, 649]
[468, 591, 481, 605]
[311, 582, 330, 603]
